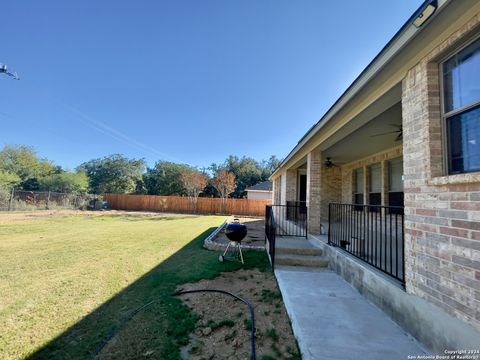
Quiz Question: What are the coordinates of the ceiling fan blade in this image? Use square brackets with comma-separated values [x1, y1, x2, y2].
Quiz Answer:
[395, 133, 403, 142]
[370, 131, 399, 137]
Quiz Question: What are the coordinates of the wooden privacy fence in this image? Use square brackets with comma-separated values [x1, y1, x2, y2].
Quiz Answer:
[104, 194, 271, 217]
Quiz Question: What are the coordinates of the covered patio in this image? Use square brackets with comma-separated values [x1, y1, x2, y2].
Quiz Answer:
[269, 83, 406, 284]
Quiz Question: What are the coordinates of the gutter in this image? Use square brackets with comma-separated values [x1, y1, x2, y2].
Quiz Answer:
[270, 0, 446, 179]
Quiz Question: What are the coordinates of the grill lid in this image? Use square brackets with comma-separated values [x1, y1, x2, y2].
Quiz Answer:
[225, 222, 247, 242]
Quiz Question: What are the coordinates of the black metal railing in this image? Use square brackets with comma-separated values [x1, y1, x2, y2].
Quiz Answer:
[265, 205, 277, 268]
[271, 203, 307, 237]
[328, 203, 405, 285]
[286, 200, 307, 222]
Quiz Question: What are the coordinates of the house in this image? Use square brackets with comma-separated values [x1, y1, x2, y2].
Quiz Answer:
[267, 0, 480, 354]
[245, 181, 273, 200]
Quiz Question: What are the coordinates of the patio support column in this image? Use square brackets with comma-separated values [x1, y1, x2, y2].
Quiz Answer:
[280, 171, 287, 205]
[272, 176, 281, 205]
[285, 169, 297, 203]
[307, 148, 322, 234]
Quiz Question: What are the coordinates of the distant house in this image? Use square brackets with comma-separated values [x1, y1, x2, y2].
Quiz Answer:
[245, 181, 272, 201]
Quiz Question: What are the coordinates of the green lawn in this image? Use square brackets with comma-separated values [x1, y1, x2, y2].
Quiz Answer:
[0, 212, 270, 360]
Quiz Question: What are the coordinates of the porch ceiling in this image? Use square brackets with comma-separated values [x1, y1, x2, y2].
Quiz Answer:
[323, 101, 402, 164]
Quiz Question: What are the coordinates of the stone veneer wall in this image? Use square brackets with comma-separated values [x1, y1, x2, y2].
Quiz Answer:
[402, 13, 480, 331]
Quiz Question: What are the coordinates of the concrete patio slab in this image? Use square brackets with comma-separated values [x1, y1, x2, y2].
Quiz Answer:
[275, 268, 428, 360]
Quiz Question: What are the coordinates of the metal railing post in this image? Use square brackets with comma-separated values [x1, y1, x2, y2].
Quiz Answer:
[328, 203, 331, 245]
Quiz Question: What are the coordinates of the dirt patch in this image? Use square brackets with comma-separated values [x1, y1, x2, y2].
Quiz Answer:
[0, 210, 199, 225]
[177, 268, 300, 360]
[213, 217, 265, 248]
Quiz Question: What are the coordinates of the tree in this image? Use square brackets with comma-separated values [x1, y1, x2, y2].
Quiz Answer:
[260, 155, 282, 178]
[0, 171, 21, 189]
[0, 171, 20, 209]
[39, 172, 89, 194]
[211, 155, 282, 198]
[143, 161, 191, 196]
[180, 170, 208, 212]
[212, 169, 236, 212]
[0, 145, 55, 189]
[78, 154, 145, 194]
[221, 155, 263, 198]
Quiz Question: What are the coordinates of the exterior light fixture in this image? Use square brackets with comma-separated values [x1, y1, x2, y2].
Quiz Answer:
[413, 1, 437, 28]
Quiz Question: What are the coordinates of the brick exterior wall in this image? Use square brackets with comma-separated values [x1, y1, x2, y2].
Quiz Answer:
[341, 146, 403, 204]
[402, 14, 480, 331]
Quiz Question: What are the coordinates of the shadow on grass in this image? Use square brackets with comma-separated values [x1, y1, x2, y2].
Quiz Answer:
[28, 227, 270, 360]
[91, 215, 200, 222]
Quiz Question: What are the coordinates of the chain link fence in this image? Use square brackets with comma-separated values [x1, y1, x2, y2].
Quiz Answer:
[0, 188, 102, 212]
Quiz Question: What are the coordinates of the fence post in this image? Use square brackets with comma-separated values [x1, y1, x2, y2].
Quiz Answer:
[46, 191, 51, 210]
[8, 187, 14, 211]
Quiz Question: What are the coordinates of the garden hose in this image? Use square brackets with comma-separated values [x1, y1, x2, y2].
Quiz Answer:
[90, 289, 256, 360]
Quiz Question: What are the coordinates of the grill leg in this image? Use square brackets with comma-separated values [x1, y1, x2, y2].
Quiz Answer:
[223, 242, 232, 257]
[238, 242, 244, 264]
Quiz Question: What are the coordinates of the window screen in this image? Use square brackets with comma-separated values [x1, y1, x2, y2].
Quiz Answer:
[369, 164, 381, 193]
[389, 158, 403, 192]
[355, 168, 364, 194]
[354, 168, 364, 209]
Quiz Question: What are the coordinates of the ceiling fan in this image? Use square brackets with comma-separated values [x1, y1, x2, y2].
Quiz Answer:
[324, 157, 339, 168]
[371, 124, 403, 142]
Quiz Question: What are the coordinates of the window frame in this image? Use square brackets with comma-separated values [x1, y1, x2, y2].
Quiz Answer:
[386, 156, 405, 214]
[353, 168, 364, 211]
[368, 163, 382, 212]
[439, 35, 480, 175]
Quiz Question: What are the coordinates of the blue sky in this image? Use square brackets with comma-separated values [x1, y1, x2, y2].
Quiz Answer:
[0, 0, 423, 170]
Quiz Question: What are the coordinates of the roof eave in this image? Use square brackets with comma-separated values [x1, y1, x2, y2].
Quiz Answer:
[270, 0, 447, 180]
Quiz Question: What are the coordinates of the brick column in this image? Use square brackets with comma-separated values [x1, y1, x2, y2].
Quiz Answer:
[307, 148, 322, 234]
[280, 171, 287, 205]
[285, 169, 297, 203]
[272, 176, 281, 205]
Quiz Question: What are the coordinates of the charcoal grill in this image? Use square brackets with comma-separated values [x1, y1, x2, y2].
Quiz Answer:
[219, 218, 247, 264]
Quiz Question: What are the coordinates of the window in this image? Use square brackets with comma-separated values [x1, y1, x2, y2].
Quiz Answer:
[369, 164, 381, 211]
[442, 38, 480, 174]
[354, 168, 364, 210]
[389, 158, 404, 214]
